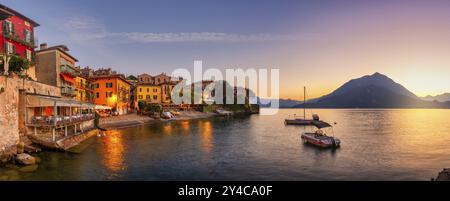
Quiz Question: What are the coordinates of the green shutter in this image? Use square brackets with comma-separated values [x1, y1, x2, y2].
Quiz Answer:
[2, 22, 6, 34]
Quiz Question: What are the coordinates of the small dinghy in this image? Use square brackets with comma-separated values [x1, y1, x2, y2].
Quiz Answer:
[301, 121, 341, 148]
[161, 111, 174, 119]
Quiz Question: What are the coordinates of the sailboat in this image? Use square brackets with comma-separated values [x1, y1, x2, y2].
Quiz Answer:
[284, 86, 319, 125]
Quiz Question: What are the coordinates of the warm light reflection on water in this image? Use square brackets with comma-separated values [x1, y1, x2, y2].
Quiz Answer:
[199, 121, 213, 153]
[101, 130, 126, 175]
[181, 121, 190, 134]
[2, 109, 450, 181]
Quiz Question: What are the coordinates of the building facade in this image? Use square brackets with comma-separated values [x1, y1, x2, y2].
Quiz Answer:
[159, 81, 178, 104]
[136, 84, 161, 105]
[92, 75, 131, 114]
[0, 4, 39, 80]
[136, 72, 182, 104]
[35, 44, 79, 99]
[75, 75, 95, 103]
[138, 73, 152, 84]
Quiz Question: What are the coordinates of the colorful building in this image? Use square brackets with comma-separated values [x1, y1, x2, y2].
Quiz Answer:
[35, 44, 79, 99]
[136, 72, 182, 105]
[136, 84, 161, 105]
[92, 74, 131, 114]
[159, 81, 179, 104]
[75, 75, 95, 103]
[0, 4, 39, 80]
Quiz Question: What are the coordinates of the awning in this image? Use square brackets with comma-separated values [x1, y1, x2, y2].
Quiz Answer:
[60, 73, 75, 84]
[94, 105, 112, 110]
[26, 95, 95, 108]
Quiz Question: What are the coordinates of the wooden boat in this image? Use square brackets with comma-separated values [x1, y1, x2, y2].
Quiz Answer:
[301, 121, 341, 148]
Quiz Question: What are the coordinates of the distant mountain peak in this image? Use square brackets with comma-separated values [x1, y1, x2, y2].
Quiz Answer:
[372, 72, 384, 76]
[314, 72, 418, 103]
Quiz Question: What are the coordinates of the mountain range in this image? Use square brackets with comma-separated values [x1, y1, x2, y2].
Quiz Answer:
[280, 72, 450, 109]
[421, 93, 450, 102]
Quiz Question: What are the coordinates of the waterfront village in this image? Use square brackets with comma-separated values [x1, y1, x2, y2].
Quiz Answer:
[0, 4, 258, 166]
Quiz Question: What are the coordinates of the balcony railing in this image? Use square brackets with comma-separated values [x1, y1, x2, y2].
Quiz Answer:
[31, 114, 95, 126]
[75, 82, 95, 91]
[61, 86, 77, 97]
[3, 31, 37, 48]
[61, 65, 79, 77]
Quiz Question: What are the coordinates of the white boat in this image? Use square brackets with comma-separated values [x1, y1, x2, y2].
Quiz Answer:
[301, 121, 341, 148]
[161, 111, 174, 119]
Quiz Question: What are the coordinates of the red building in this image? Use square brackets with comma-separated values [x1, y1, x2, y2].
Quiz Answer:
[0, 4, 39, 78]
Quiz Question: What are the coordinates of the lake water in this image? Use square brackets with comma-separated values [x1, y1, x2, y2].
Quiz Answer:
[1, 109, 450, 181]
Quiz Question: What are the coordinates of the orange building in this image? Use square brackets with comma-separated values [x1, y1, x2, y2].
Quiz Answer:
[91, 74, 131, 115]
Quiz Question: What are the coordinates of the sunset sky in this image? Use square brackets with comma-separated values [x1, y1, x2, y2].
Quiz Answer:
[4, 0, 450, 99]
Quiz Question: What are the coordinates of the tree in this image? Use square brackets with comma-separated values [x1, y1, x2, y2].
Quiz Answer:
[0, 55, 30, 75]
[138, 100, 147, 111]
[0, 54, 12, 75]
[127, 75, 138, 80]
[9, 55, 30, 74]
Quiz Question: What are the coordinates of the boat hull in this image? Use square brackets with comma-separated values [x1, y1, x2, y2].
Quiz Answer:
[284, 119, 314, 125]
[301, 133, 341, 148]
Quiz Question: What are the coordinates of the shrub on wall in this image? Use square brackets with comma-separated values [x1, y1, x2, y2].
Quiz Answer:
[0, 55, 30, 74]
[8, 55, 30, 74]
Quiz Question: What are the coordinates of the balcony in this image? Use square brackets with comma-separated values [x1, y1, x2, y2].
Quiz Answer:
[60, 65, 79, 77]
[3, 30, 37, 48]
[61, 86, 77, 97]
[75, 82, 95, 91]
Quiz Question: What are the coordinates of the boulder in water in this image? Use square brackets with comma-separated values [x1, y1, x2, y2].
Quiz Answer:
[15, 153, 36, 165]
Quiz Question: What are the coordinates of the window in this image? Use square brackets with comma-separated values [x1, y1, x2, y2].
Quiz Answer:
[106, 92, 109, 98]
[96, 92, 99, 98]
[153, 88, 158, 93]
[138, 95, 143, 100]
[106, 83, 113, 88]
[147, 88, 149, 93]
[24, 29, 31, 43]
[146, 95, 150, 100]
[6, 42, 15, 54]
[139, 88, 142, 92]
[4, 20, 13, 34]
[153, 95, 158, 100]
[26, 50, 32, 61]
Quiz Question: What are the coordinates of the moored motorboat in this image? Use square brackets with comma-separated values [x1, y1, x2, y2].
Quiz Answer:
[301, 121, 341, 148]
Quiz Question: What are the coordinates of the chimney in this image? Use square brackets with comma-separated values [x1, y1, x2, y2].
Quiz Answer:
[40, 43, 48, 50]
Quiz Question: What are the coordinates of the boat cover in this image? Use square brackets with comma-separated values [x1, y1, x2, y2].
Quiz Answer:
[312, 120, 332, 129]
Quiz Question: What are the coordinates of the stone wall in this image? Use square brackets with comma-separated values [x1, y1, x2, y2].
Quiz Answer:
[0, 76, 20, 164]
[0, 76, 62, 164]
[19, 79, 61, 97]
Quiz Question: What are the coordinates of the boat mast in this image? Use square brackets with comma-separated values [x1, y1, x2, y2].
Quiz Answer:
[304, 86, 306, 119]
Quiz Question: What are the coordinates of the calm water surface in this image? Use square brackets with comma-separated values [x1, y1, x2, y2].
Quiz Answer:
[1, 109, 450, 181]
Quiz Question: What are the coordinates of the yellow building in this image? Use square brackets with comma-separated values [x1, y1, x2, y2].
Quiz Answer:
[136, 84, 161, 105]
[75, 75, 95, 103]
